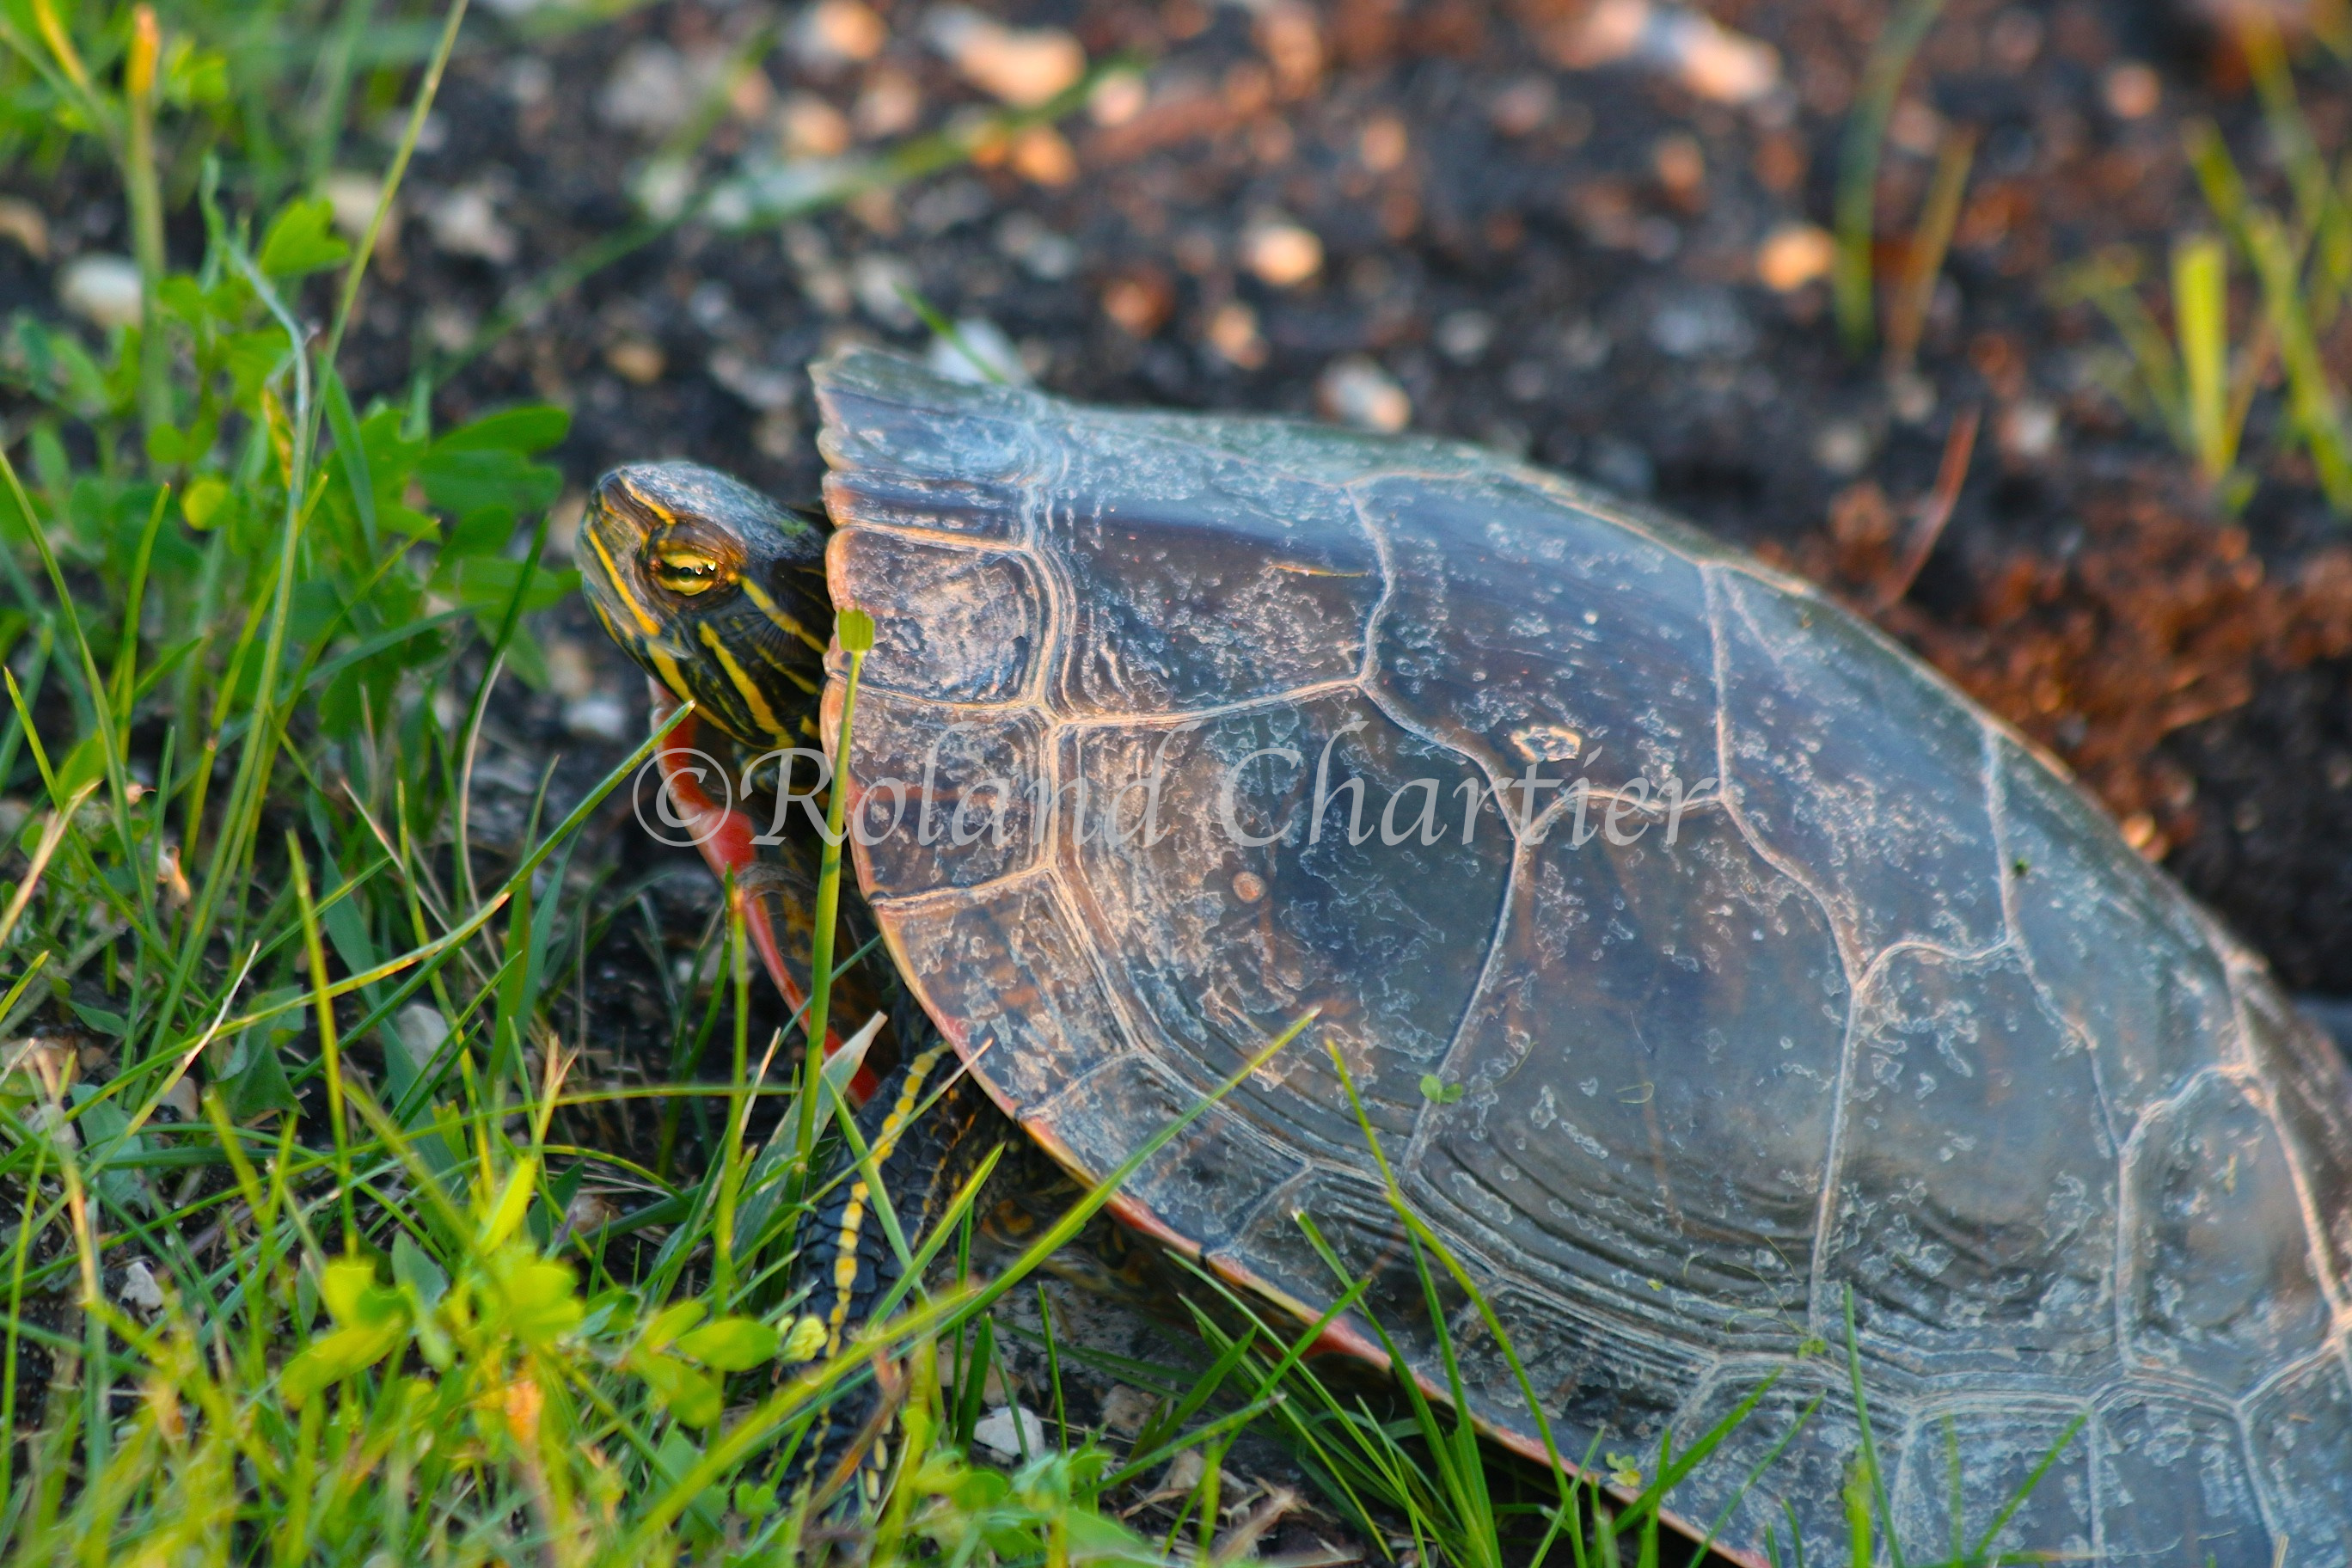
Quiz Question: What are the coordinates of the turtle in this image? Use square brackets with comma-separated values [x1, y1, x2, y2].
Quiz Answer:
[579, 347, 2352, 1565]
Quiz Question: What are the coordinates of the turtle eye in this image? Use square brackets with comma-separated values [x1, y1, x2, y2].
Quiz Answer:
[652, 549, 727, 595]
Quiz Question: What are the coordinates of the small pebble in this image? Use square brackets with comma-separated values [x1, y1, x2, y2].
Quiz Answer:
[1436, 309, 1495, 364]
[395, 1005, 451, 1075]
[688, 281, 734, 332]
[1009, 125, 1078, 186]
[119, 1260, 165, 1314]
[1318, 356, 1412, 432]
[1207, 302, 1267, 368]
[1102, 270, 1174, 337]
[971, 1403, 1050, 1458]
[1755, 224, 1834, 291]
[1889, 371, 1937, 425]
[780, 94, 854, 159]
[504, 56, 553, 107]
[854, 68, 922, 138]
[1652, 132, 1704, 202]
[0, 197, 47, 260]
[2104, 63, 2161, 121]
[604, 339, 665, 384]
[1159, 1449, 1208, 1495]
[1563, 319, 1612, 371]
[1232, 871, 1267, 903]
[928, 317, 1027, 385]
[995, 212, 1078, 281]
[928, 7, 1086, 107]
[1488, 77, 1555, 138]
[545, 637, 597, 701]
[1241, 218, 1323, 287]
[793, 0, 889, 70]
[852, 254, 919, 327]
[633, 158, 695, 223]
[1098, 1384, 1157, 1435]
[58, 254, 142, 329]
[319, 170, 389, 245]
[1558, 0, 1780, 105]
[748, 410, 796, 460]
[709, 349, 798, 411]
[2000, 398, 2060, 462]
[1088, 70, 1148, 127]
[1586, 435, 1656, 497]
[1813, 420, 1872, 476]
[598, 43, 701, 137]
[423, 186, 518, 265]
[424, 303, 477, 354]
[1359, 113, 1409, 172]
[1648, 290, 1754, 359]
[1888, 99, 1943, 158]
[564, 695, 631, 743]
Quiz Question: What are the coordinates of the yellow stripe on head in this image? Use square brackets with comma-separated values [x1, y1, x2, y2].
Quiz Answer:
[618, 475, 678, 525]
[739, 578, 830, 654]
[586, 529, 664, 639]
[699, 622, 789, 741]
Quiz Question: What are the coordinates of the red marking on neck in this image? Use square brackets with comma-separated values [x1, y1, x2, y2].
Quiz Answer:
[651, 684, 880, 1106]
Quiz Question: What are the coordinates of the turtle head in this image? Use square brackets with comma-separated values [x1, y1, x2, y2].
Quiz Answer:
[578, 462, 832, 748]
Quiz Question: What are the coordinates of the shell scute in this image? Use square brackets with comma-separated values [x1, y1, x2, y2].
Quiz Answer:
[1824, 945, 2118, 1371]
[1716, 567, 2006, 963]
[821, 469, 1026, 541]
[1357, 470, 1718, 797]
[1461, 1285, 1703, 1455]
[2245, 1350, 2352, 1563]
[1033, 1054, 1308, 1253]
[878, 877, 1126, 1118]
[1890, 1399, 2095, 1564]
[828, 529, 1041, 704]
[2122, 1072, 2335, 1390]
[1671, 1361, 1908, 1555]
[1058, 695, 1514, 1162]
[1997, 736, 2237, 1136]
[840, 694, 1044, 896]
[2097, 1392, 2271, 1568]
[1418, 803, 1846, 1336]
[2237, 981, 2352, 1302]
[1038, 430, 1382, 714]
[811, 352, 1041, 482]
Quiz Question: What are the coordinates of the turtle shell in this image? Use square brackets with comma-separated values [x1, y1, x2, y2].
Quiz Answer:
[811, 347, 2352, 1565]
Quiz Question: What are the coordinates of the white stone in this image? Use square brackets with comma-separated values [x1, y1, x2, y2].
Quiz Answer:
[58, 254, 142, 330]
[598, 44, 707, 137]
[394, 1005, 450, 1076]
[971, 1403, 1050, 1458]
[1317, 356, 1412, 433]
[926, 7, 1085, 107]
[851, 254, 919, 327]
[928, 318, 1027, 386]
[423, 186, 518, 265]
[562, 695, 631, 743]
[320, 171, 389, 245]
[119, 1260, 165, 1313]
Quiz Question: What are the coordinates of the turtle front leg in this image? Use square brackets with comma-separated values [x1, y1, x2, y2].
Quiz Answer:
[783, 1038, 999, 1507]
